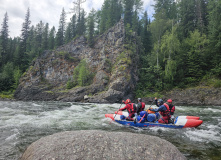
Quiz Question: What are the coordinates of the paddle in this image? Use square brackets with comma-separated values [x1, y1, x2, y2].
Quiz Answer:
[114, 101, 123, 120]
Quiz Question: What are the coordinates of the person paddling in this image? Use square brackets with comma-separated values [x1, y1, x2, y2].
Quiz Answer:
[149, 98, 171, 124]
[118, 99, 136, 121]
[136, 98, 145, 115]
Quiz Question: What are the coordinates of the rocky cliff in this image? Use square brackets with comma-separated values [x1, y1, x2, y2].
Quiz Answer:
[14, 20, 139, 103]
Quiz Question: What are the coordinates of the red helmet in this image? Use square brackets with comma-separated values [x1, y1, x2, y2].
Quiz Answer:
[167, 99, 172, 103]
[125, 99, 131, 104]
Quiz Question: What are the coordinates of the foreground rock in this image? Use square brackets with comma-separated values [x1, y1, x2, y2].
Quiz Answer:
[20, 130, 186, 160]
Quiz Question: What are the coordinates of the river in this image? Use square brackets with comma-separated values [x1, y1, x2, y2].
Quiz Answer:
[0, 101, 220, 160]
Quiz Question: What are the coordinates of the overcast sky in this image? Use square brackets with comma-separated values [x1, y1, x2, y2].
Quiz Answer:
[0, 0, 155, 38]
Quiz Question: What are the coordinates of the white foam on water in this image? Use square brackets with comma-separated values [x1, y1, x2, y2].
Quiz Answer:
[184, 129, 221, 142]
[32, 103, 42, 107]
[204, 108, 221, 113]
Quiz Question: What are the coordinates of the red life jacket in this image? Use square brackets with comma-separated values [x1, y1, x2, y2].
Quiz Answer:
[141, 102, 145, 111]
[159, 103, 170, 117]
[128, 103, 136, 113]
[168, 104, 175, 115]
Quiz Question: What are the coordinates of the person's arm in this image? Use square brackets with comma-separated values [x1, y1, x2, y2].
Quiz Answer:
[119, 105, 127, 111]
[150, 105, 166, 112]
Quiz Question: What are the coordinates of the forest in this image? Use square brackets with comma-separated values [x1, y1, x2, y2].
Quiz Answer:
[0, 0, 221, 98]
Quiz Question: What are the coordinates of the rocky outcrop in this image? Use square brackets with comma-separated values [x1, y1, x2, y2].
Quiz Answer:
[20, 130, 186, 160]
[14, 20, 139, 103]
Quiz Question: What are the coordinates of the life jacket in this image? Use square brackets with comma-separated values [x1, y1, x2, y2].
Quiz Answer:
[141, 102, 145, 111]
[159, 103, 170, 117]
[128, 103, 136, 113]
[168, 104, 175, 115]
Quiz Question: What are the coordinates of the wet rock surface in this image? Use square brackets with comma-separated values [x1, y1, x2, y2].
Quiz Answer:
[20, 130, 186, 160]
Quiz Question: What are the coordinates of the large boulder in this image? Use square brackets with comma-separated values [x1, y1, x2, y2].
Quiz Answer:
[20, 130, 186, 160]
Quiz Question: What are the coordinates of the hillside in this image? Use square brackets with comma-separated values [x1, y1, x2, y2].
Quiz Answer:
[14, 20, 139, 103]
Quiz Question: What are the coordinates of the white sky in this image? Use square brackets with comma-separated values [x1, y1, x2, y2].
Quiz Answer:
[0, 0, 155, 38]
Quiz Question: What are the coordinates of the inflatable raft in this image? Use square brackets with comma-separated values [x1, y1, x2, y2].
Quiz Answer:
[105, 111, 203, 129]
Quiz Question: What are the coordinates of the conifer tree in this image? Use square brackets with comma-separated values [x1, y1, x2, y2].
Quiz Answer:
[56, 8, 66, 46]
[142, 11, 151, 54]
[35, 21, 44, 53]
[76, 9, 86, 36]
[99, 0, 110, 34]
[0, 12, 9, 65]
[87, 8, 96, 47]
[18, 8, 31, 71]
[65, 23, 72, 43]
[123, 0, 134, 26]
[42, 23, 49, 50]
[70, 14, 77, 38]
[49, 26, 55, 49]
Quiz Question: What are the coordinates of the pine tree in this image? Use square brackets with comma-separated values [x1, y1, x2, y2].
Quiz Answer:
[70, 14, 77, 38]
[49, 26, 55, 49]
[35, 21, 44, 53]
[18, 8, 31, 71]
[0, 12, 9, 66]
[65, 22, 72, 43]
[123, 0, 134, 26]
[42, 23, 49, 50]
[56, 8, 66, 46]
[76, 9, 86, 36]
[87, 8, 96, 47]
[142, 11, 152, 54]
[99, 0, 110, 34]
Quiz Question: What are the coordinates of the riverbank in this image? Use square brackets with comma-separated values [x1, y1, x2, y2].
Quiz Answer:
[1, 86, 220, 106]
[149, 86, 221, 106]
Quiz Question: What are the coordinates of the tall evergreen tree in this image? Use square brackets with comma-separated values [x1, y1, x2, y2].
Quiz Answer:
[70, 14, 77, 38]
[56, 8, 66, 46]
[142, 11, 152, 54]
[87, 8, 96, 47]
[65, 22, 72, 43]
[18, 8, 31, 71]
[99, 0, 110, 34]
[76, 9, 86, 36]
[49, 26, 55, 49]
[123, 0, 134, 26]
[42, 23, 49, 50]
[0, 12, 9, 66]
[35, 21, 44, 53]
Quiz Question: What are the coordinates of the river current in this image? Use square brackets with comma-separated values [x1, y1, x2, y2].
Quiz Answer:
[0, 101, 220, 160]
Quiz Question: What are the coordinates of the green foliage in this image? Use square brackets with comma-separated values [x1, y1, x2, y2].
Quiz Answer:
[68, 59, 94, 88]
[13, 67, 22, 88]
[66, 79, 75, 89]
[87, 9, 96, 48]
[99, 0, 122, 34]
[56, 8, 66, 47]
[0, 62, 14, 91]
[184, 30, 208, 83]
[0, 90, 14, 99]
